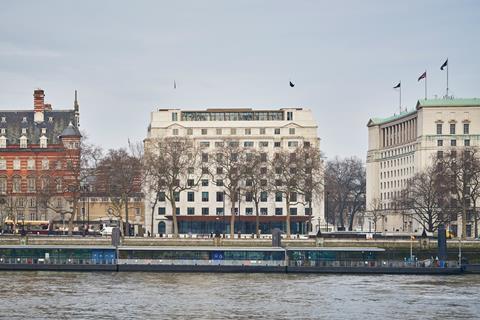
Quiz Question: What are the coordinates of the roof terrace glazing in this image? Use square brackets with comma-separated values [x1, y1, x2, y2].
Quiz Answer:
[180, 111, 284, 121]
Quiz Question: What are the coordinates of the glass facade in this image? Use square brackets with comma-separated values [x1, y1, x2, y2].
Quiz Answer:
[177, 220, 308, 234]
[180, 111, 284, 121]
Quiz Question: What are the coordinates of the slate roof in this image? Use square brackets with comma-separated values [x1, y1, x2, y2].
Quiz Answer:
[0, 109, 77, 146]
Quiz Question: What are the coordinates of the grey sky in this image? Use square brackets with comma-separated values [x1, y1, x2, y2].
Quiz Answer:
[0, 0, 479, 159]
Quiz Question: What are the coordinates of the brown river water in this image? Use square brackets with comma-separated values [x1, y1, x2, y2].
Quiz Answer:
[0, 272, 478, 319]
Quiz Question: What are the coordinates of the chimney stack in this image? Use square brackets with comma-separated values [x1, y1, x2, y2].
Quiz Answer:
[33, 89, 45, 112]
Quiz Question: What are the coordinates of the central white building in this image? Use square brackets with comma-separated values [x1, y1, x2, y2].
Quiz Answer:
[145, 107, 323, 236]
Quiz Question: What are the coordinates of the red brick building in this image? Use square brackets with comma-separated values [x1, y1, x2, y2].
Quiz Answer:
[0, 89, 81, 228]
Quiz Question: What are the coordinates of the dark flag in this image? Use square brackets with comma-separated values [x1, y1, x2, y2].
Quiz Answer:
[393, 82, 401, 89]
[418, 71, 426, 81]
[440, 59, 448, 70]
[289, 81, 295, 87]
[174, 80, 176, 89]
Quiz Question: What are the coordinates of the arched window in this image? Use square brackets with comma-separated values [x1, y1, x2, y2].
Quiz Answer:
[40, 135, 48, 148]
[40, 176, 50, 191]
[12, 176, 22, 193]
[0, 176, 6, 194]
[27, 176, 36, 192]
[55, 178, 63, 193]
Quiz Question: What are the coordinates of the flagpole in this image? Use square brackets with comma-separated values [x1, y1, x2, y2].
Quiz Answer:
[425, 70, 427, 100]
[446, 61, 449, 97]
[399, 81, 402, 113]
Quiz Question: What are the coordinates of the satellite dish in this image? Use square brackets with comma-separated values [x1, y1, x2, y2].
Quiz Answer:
[289, 81, 295, 87]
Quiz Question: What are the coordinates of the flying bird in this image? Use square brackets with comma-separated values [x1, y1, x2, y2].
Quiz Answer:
[289, 81, 295, 87]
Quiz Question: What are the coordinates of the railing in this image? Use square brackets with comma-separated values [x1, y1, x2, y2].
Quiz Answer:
[117, 259, 286, 267]
[0, 257, 116, 265]
[288, 260, 460, 268]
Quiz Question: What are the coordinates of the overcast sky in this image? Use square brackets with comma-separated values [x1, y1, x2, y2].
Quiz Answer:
[0, 0, 479, 159]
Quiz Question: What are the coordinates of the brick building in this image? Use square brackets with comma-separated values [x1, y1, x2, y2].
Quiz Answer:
[0, 89, 81, 229]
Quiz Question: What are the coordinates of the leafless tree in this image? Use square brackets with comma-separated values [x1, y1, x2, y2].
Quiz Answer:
[242, 148, 270, 238]
[144, 136, 203, 237]
[366, 198, 384, 233]
[325, 157, 366, 231]
[441, 147, 480, 238]
[209, 140, 246, 238]
[396, 162, 450, 232]
[95, 147, 142, 236]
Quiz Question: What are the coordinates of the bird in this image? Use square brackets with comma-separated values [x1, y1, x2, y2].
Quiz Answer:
[289, 81, 295, 87]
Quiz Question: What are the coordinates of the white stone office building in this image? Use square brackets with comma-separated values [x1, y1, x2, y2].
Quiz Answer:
[145, 108, 323, 236]
[366, 98, 480, 237]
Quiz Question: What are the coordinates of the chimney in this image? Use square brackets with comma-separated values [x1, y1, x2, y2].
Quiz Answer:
[34, 89, 45, 112]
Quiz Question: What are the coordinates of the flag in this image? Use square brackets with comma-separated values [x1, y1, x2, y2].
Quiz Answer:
[174, 80, 176, 89]
[393, 82, 401, 89]
[289, 81, 295, 87]
[417, 71, 426, 81]
[440, 59, 448, 70]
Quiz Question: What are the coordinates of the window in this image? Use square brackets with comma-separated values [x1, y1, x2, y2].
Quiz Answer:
[216, 128, 222, 135]
[305, 208, 312, 215]
[187, 192, 195, 202]
[290, 208, 297, 215]
[0, 117, 4, 122]
[172, 128, 179, 135]
[20, 136, 27, 148]
[0, 136, 6, 148]
[246, 179, 253, 187]
[216, 192, 224, 202]
[27, 177, 35, 192]
[0, 177, 6, 194]
[258, 208, 267, 215]
[187, 128, 193, 135]
[451, 139, 456, 147]
[202, 153, 209, 162]
[216, 167, 223, 174]
[187, 179, 194, 187]
[245, 192, 253, 202]
[216, 208, 224, 215]
[450, 150, 457, 158]
[274, 128, 280, 135]
[188, 167, 195, 174]
[13, 176, 21, 193]
[287, 112, 293, 121]
[304, 141, 311, 148]
[436, 123, 442, 134]
[437, 151, 443, 159]
[202, 192, 209, 202]
[56, 178, 63, 192]
[230, 128, 236, 135]
[201, 179, 209, 186]
[176, 207, 181, 215]
[289, 128, 295, 135]
[187, 207, 195, 215]
[245, 208, 253, 215]
[260, 167, 267, 175]
[174, 192, 180, 202]
[200, 141, 210, 148]
[437, 140, 443, 147]
[260, 128, 266, 135]
[158, 207, 166, 215]
[275, 192, 282, 202]
[464, 123, 469, 134]
[450, 123, 456, 134]
[290, 192, 297, 202]
[216, 179, 224, 186]
[260, 179, 267, 186]
[27, 159, 35, 170]
[244, 141, 254, 147]
[259, 141, 268, 148]
[202, 207, 209, 215]
[0, 159, 5, 170]
[245, 128, 251, 135]
[288, 141, 298, 147]
[465, 139, 470, 147]
[215, 141, 224, 148]
[172, 112, 178, 121]
[201, 129, 208, 135]
[260, 191, 268, 202]
[275, 208, 283, 215]
[158, 192, 165, 201]
[274, 141, 281, 148]
[13, 159, 21, 170]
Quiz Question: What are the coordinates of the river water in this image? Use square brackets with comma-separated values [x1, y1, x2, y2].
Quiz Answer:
[0, 272, 478, 319]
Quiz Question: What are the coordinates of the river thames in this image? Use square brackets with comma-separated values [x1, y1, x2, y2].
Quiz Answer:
[0, 272, 479, 319]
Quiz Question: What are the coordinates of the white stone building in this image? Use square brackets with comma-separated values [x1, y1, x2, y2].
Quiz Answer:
[366, 98, 480, 237]
[144, 108, 324, 236]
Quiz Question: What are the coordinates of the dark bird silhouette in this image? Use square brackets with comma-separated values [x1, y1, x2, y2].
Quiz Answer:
[289, 81, 295, 87]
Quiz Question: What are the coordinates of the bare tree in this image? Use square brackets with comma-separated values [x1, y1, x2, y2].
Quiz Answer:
[396, 162, 450, 232]
[210, 140, 246, 238]
[144, 136, 203, 237]
[95, 147, 142, 236]
[441, 148, 480, 238]
[366, 198, 384, 233]
[242, 148, 270, 238]
[325, 157, 366, 231]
